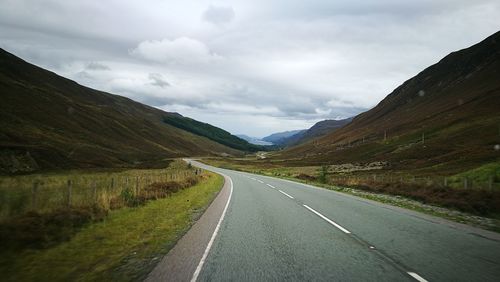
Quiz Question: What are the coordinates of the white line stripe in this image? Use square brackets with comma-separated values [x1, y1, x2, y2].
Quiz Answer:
[266, 184, 276, 189]
[407, 272, 428, 282]
[302, 204, 351, 234]
[257, 180, 264, 183]
[191, 174, 233, 282]
[279, 190, 294, 199]
[250, 177, 256, 180]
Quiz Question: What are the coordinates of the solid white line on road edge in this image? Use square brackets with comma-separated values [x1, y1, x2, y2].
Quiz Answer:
[407, 272, 428, 282]
[303, 204, 351, 234]
[257, 179, 264, 183]
[191, 174, 233, 282]
[279, 190, 294, 199]
[266, 184, 276, 189]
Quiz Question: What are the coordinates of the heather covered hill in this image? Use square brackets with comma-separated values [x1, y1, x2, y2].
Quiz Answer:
[283, 118, 352, 146]
[0, 49, 243, 174]
[278, 31, 500, 173]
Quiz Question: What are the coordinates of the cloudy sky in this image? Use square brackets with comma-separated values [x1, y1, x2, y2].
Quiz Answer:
[1, 0, 499, 137]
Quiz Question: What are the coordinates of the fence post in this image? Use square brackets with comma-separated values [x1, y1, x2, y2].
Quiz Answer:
[135, 176, 139, 196]
[373, 174, 376, 182]
[32, 180, 39, 211]
[92, 180, 97, 204]
[463, 177, 468, 189]
[444, 177, 448, 187]
[67, 179, 72, 207]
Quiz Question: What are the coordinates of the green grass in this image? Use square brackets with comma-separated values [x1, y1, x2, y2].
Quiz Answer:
[0, 171, 224, 281]
[448, 162, 500, 188]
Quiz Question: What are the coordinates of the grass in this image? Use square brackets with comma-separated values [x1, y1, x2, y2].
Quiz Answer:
[0, 160, 199, 220]
[447, 162, 500, 188]
[0, 171, 224, 281]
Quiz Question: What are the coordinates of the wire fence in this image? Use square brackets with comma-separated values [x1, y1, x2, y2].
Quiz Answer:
[327, 174, 499, 190]
[0, 167, 203, 220]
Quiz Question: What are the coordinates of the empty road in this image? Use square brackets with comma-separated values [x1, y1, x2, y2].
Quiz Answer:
[187, 160, 500, 281]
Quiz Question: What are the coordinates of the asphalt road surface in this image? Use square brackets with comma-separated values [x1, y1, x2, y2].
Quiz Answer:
[186, 160, 500, 282]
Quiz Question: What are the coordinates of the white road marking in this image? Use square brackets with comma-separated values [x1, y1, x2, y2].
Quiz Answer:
[279, 190, 294, 199]
[302, 204, 351, 234]
[191, 164, 431, 282]
[191, 174, 234, 282]
[266, 184, 276, 189]
[257, 179, 264, 183]
[407, 272, 428, 282]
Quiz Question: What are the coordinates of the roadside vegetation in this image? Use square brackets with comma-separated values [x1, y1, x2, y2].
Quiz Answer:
[0, 160, 224, 281]
[202, 158, 500, 231]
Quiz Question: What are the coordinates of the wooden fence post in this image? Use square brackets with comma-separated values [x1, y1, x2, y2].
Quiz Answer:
[135, 176, 139, 196]
[32, 180, 39, 211]
[444, 177, 448, 187]
[67, 179, 72, 207]
[92, 180, 97, 204]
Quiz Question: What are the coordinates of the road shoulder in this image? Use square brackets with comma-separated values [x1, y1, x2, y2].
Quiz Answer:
[145, 170, 232, 282]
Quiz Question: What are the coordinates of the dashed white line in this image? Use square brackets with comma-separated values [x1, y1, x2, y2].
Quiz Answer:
[407, 272, 428, 282]
[257, 179, 264, 183]
[266, 184, 276, 189]
[302, 204, 351, 234]
[278, 190, 294, 199]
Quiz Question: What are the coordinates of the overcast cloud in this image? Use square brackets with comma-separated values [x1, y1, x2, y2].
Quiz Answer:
[1, 0, 499, 137]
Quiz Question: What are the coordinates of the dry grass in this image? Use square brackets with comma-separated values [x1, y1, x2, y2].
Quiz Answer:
[0, 160, 206, 251]
[0, 160, 200, 220]
[0, 171, 224, 281]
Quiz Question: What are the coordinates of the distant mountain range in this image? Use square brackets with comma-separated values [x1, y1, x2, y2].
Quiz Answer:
[279, 31, 500, 172]
[280, 118, 353, 146]
[0, 49, 257, 174]
[262, 130, 306, 145]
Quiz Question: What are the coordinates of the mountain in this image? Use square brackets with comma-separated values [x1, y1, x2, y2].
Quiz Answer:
[162, 115, 266, 151]
[284, 118, 352, 146]
[0, 48, 243, 174]
[235, 135, 273, 146]
[279, 31, 500, 173]
[262, 130, 306, 145]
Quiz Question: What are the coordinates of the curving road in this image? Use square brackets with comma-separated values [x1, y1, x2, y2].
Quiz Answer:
[183, 160, 500, 281]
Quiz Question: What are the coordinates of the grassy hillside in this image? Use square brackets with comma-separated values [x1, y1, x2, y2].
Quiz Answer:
[162, 115, 265, 152]
[277, 31, 500, 174]
[0, 49, 242, 174]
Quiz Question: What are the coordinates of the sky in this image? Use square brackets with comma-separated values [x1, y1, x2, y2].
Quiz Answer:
[1, 1, 499, 137]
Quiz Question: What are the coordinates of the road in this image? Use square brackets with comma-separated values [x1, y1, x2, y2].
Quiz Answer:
[187, 160, 500, 281]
